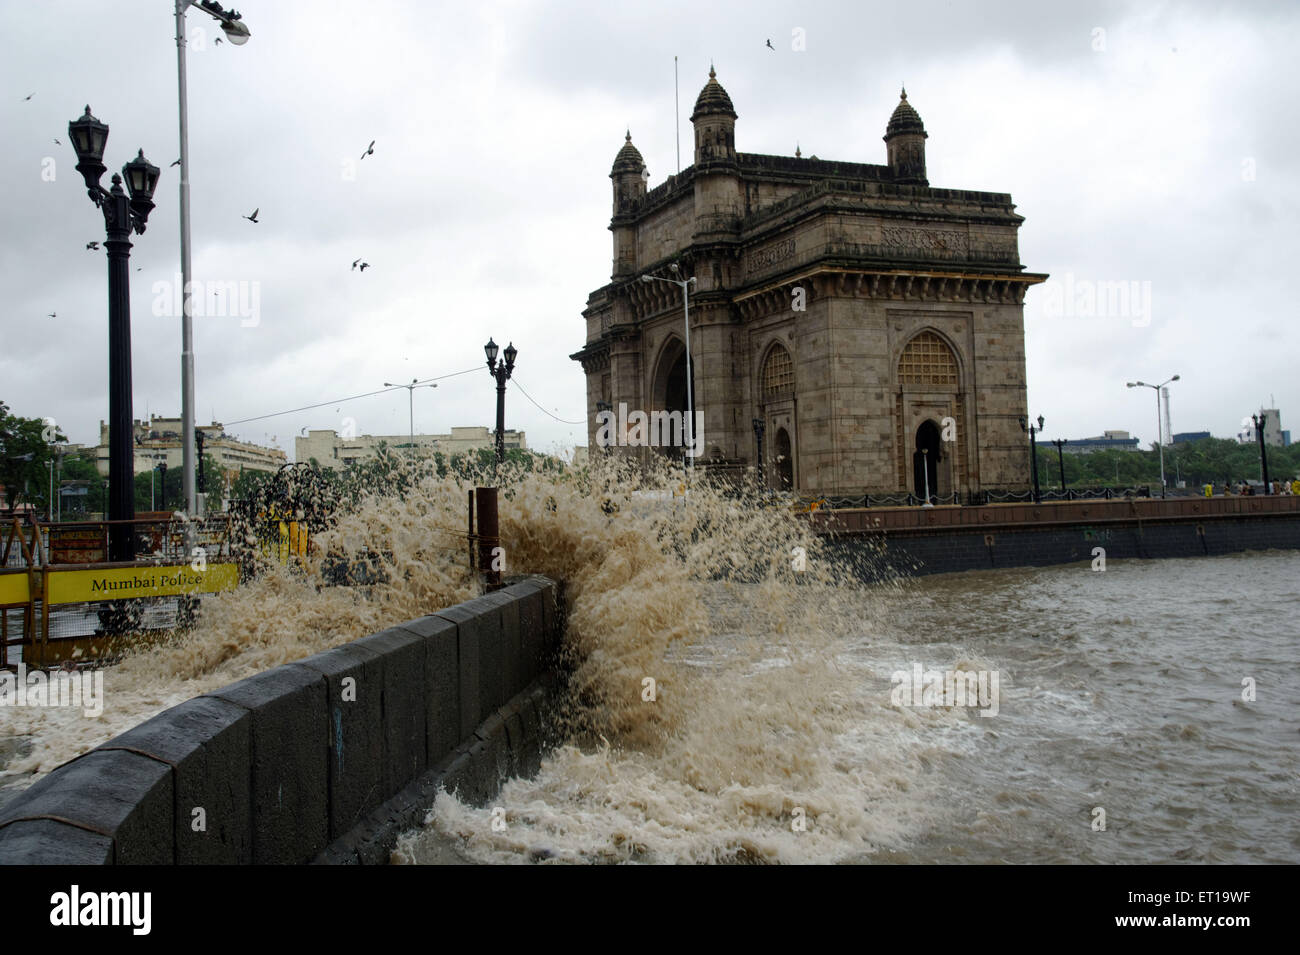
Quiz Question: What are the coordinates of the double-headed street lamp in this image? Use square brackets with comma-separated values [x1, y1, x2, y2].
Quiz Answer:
[69, 107, 161, 561]
[384, 378, 438, 456]
[176, 1, 252, 521]
[485, 339, 517, 468]
[641, 264, 696, 471]
[1020, 414, 1045, 504]
[1251, 411, 1272, 493]
[1127, 375, 1179, 499]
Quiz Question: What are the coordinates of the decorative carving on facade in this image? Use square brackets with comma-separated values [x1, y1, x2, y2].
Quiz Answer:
[746, 237, 795, 272]
[880, 226, 968, 255]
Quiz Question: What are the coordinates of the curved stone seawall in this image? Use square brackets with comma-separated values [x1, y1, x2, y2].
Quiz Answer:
[815, 498, 1300, 579]
[0, 575, 565, 865]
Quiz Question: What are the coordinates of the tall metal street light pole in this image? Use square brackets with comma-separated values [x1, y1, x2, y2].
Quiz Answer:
[175, 1, 251, 520]
[641, 264, 697, 472]
[484, 339, 517, 470]
[1020, 414, 1045, 504]
[68, 107, 161, 562]
[384, 378, 438, 455]
[1127, 375, 1179, 499]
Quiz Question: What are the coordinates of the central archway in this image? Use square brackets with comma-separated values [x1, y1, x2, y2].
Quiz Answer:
[913, 419, 941, 502]
[651, 338, 691, 460]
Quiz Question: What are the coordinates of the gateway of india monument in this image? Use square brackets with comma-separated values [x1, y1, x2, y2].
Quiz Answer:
[572, 67, 1047, 500]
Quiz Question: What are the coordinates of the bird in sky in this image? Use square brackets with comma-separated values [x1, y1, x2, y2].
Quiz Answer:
[243, 208, 259, 223]
[360, 140, 375, 160]
[359, 262, 370, 271]
[23, 92, 34, 101]
[170, 158, 181, 167]
[766, 39, 775, 51]
[351, 258, 361, 270]
[85, 241, 99, 251]
[53, 138, 61, 145]
[47, 312, 56, 318]
[214, 36, 223, 45]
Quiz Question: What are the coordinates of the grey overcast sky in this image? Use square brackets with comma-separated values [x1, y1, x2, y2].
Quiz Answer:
[2, 0, 1297, 459]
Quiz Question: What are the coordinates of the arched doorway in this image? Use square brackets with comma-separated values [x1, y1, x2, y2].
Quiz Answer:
[913, 420, 941, 503]
[651, 338, 691, 460]
[774, 427, 793, 490]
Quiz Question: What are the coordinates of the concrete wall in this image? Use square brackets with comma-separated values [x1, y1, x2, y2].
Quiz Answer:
[0, 576, 564, 865]
[824, 514, 1300, 580]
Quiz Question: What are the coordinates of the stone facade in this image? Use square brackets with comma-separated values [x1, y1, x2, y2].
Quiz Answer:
[572, 72, 1048, 498]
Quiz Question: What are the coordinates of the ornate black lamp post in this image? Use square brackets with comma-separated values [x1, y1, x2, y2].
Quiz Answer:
[1020, 414, 1045, 504]
[157, 461, 168, 510]
[69, 106, 160, 561]
[485, 338, 517, 468]
[752, 417, 766, 487]
[1052, 438, 1067, 494]
[1252, 412, 1272, 493]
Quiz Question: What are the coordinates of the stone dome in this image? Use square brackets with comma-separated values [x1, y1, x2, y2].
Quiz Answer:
[611, 130, 645, 176]
[885, 87, 926, 137]
[691, 66, 737, 120]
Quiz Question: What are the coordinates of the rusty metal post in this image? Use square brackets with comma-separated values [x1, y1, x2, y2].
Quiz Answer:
[475, 486, 501, 590]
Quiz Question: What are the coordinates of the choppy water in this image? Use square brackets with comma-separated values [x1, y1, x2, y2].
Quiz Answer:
[2, 458, 1294, 865]
[397, 549, 1300, 864]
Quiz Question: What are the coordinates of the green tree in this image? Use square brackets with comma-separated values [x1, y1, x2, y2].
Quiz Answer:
[0, 400, 65, 514]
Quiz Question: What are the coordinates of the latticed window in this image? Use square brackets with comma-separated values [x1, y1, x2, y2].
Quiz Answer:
[761, 346, 794, 398]
[898, 331, 958, 386]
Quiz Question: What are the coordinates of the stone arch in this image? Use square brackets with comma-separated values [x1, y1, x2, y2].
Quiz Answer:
[759, 342, 795, 401]
[897, 329, 960, 388]
[649, 335, 691, 460]
[756, 341, 797, 490]
[895, 329, 965, 497]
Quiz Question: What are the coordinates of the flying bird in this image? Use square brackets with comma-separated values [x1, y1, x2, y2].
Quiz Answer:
[243, 208, 259, 223]
[766, 39, 775, 51]
[85, 241, 99, 251]
[23, 92, 34, 101]
[170, 158, 181, 167]
[53, 138, 61, 145]
[359, 262, 370, 271]
[360, 140, 375, 160]
[214, 36, 223, 45]
[351, 258, 361, 270]
[47, 312, 56, 318]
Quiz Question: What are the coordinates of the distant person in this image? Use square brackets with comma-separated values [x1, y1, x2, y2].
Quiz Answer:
[1204, 483, 1213, 497]
[1292, 479, 1300, 496]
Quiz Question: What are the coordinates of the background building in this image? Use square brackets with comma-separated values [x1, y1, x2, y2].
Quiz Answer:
[1060, 430, 1142, 453]
[96, 416, 286, 484]
[572, 70, 1046, 498]
[295, 426, 526, 466]
[1236, 408, 1287, 447]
